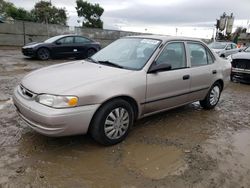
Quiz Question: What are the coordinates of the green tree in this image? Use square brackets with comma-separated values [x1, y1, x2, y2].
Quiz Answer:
[31, 1, 67, 25]
[0, 0, 12, 14]
[0, 0, 34, 21]
[76, 0, 104, 28]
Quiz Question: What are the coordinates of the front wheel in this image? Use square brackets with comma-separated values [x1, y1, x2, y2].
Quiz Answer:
[37, 48, 50, 60]
[200, 83, 222, 109]
[90, 99, 134, 145]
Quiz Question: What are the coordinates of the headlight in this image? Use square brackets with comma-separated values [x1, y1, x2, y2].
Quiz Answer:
[36, 94, 78, 108]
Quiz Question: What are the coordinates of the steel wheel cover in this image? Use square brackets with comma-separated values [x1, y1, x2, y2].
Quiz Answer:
[209, 85, 220, 106]
[104, 107, 130, 140]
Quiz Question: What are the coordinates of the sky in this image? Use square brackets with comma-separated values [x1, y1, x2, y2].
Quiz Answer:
[7, 0, 250, 39]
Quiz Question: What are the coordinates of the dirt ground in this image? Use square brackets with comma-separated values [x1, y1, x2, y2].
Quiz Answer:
[0, 48, 250, 188]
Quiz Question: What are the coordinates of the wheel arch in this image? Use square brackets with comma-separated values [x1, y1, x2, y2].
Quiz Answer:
[87, 95, 139, 133]
[214, 79, 224, 91]
[36, 46, 51, 57]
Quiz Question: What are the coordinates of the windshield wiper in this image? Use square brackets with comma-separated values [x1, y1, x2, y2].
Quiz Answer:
[98, 60, 124, 69]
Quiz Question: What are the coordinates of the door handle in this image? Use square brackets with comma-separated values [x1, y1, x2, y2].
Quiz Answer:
[212, 70, 217, 74]
[183, 75, 190, 80]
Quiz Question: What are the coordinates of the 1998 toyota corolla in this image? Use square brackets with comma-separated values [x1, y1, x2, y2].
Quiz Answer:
[13, 35, 231, 145]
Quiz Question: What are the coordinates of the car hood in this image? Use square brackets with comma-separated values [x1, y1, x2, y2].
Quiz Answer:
[21, 61, 133, 94]
[23, 42, 44, 48]
[232, 52, 250, 60]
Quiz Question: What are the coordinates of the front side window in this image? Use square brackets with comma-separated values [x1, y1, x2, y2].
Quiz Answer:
[155, 42, 186, 70]
[92, 38, 161, 70]
[57, 37, 74, 44]
[187, 43, 210, 66]
[226, 44, 232, 50]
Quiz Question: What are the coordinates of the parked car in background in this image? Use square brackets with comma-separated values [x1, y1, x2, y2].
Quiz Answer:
[13, 35, 231, 145]
[22, 35, 101, 60]
[230, 46, 250, 83]
[208, 41, 240, 58]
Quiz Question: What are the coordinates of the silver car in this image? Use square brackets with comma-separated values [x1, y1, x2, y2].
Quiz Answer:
[208, 41, 239, 58]
[13, 35, 231, 145]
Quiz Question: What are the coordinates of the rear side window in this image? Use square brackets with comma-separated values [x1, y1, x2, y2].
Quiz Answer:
[187, 43, 213, 67]
[74, 36, 91, 43]
[156, 42, 186, 70]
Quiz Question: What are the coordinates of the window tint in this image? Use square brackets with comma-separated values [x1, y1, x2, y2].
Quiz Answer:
[156, 42, 186, 69]
[75, 36, 90, 43]
[57, 37, 74, 44]
[187, 43, 210, 66]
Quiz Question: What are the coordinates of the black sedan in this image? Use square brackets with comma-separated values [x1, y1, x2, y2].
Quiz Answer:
[230, 46, 250, 83]
[22, 35, 101, 60]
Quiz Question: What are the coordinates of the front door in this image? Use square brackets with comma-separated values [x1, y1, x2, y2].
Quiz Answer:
[144, 42, 191, 115]
[53, 36, 75, 57]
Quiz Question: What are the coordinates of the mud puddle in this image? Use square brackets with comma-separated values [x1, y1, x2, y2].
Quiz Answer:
[123, 143, 188, 179]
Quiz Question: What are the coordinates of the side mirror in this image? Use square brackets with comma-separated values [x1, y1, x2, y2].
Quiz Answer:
[55, 41, 62, 45]
[148, 63, 172, 74]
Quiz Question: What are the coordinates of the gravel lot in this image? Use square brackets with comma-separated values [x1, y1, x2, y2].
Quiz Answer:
[0, 48, 250, 188]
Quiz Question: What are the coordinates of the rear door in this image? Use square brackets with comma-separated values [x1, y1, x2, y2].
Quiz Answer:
[186, 42, 215, 102]
[73, 36, 93, 57]
[144, 41, 191, 114]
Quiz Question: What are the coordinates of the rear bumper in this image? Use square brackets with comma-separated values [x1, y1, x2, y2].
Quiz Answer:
[13, 87, 100, 137]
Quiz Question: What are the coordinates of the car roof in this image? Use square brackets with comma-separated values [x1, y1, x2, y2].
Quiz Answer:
[125, 35, 204, 43]
[211, 41, 234, 44]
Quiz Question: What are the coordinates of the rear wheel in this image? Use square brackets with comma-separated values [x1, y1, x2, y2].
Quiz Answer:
[200, 82, 222, 109]
[37, 48, 50, 60]
[90, 99, 134, 145]
[87, 48, 97, 57]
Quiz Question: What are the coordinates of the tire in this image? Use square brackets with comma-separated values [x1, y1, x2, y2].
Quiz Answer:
[90, 99, 134, 146]
[87, 48, 97, 57]
[37, 48, 50, 60]
[199, 82, 222, 110]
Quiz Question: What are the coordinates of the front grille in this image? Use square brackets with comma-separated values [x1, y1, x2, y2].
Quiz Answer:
[19, 85, 36, 99]
[22, 48, 34, 56]
[232, 59, 250, 70]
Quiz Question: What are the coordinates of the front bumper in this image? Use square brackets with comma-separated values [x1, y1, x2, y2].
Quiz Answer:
[22, 48, 36, 57]
[13, 87, 100, 136]
[231, 68, 250, 83]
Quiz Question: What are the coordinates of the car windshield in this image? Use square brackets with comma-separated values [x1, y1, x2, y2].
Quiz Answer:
[44, 36, 65, 43]
[209, 42, 227, 49]
[244, 46, 250, 52]
[91, 38, 161, 70]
